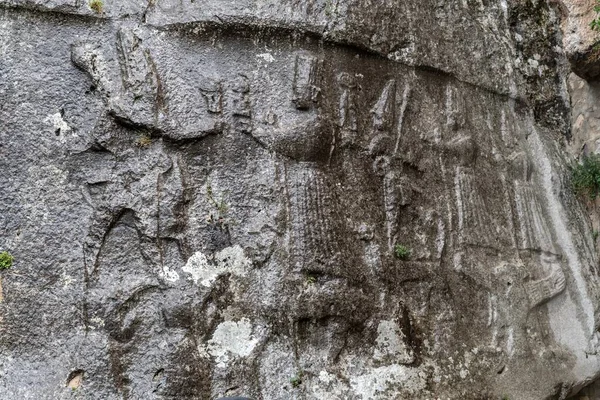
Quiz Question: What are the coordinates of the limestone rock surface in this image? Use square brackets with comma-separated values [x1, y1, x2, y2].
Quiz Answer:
[560, 0, 600, 80]
[1, 1, 600, 399]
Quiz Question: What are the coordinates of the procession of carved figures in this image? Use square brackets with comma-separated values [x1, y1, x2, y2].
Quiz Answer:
[72, 27, 567, 365]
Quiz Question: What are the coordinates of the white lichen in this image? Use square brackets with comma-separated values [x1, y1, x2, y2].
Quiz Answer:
[201, 318, 260, 368]
[182, 245, 250, 287]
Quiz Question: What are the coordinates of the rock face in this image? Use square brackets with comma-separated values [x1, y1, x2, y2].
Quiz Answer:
[560, 0, 600, 81]
[1, 0, 600, 399]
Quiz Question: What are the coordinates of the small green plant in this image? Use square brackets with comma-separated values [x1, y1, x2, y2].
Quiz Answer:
[394, 244, 411, 260]
[206, 182, 231, 228]
[89, 0, 103, 13]
[591, 1, 600, 31]
[135, 134, 152, 148]
[594, 230, 599, 242]
[0, 251, 13, 270]
[290, 371, 303, 388]
[572, 154, 600, 199]
[305, 275, 317, 285]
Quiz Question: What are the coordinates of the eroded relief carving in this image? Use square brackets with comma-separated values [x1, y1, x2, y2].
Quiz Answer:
[514, 181, 553, 252]
[505, 144, 567, 310]
[2, 0, 594, 397]
[71, 28, 226, 140]
[230, 74, 252, 134]
[523, 253, 566, 308]
[63, 27, 579, 399]
[292, 53, 320, 110]
[285, 165, 346, 276]
[445, 85, 466, 132]
[71, 27, 163, 131]
[70, 42, 112, 96]
[454, 166, 494, 248]
[514, 181, 566, 308]
[371, 79, 396, 136]
[199, 78, 223, 115]
[436, 87, 570, 362]
[367, 79, 413, 252]
[113, 28, 164, 128]
[337, 72, 359, 147]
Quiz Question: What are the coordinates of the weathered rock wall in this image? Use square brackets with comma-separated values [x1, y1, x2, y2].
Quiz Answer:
[559, 1, 600, 399]
[1, 0, 599, 399]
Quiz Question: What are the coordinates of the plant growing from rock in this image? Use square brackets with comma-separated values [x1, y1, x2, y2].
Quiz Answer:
[591, 1, 600, 31]
[206, 182, 232, 229]
[394, 244, 411, 260]
[290, 371, 303, 388]
[572, 154, 600, 199]
[0, 251, 13, 270]
[89, 0, 103, 13]
[135, 134, 152, 148]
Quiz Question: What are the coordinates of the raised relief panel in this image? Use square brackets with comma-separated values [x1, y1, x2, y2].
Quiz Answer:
[285, 164, 352, 279]
[158, 158, 187, 238]
[337, 72, 359, 147]
[230, 74, 252, 133]
[513, 181, 566, 308]
[71, 42, 112, 96]
[391, 82, 411, 153]
[524, 253, 566, 308]
[443, 129, 502, 251]
[368, 80, 410, 252]
[113, 28, 162, 128]
[454, 166, 495, 248]
[514, 181, 553, 253]
[165, 74, 226, 139]
[286, 166, 335, 271]
[116, 28, 161, 97]
[199, 78, 223, 115]
[368, 81, 398, 157]
[445, 85, 466, 131]
[231, 74, 251, 117]
[371, 79, 396, 135]
[368, 79, 396, 155]
[292, 54, 320, 110]
[487, 260, 532, 357]
[71, 29, 165, 132]
[382, 170, 414, 251]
